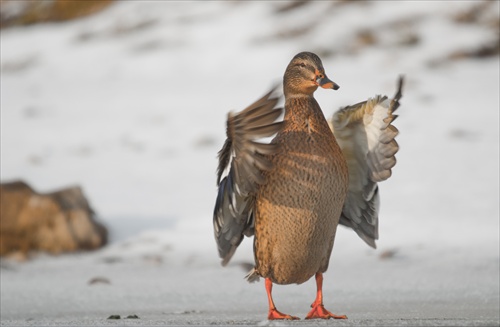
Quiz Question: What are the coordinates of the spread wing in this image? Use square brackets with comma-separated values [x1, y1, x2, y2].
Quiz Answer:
[330, 76, 403, 248]
[213, 87, 283, 266]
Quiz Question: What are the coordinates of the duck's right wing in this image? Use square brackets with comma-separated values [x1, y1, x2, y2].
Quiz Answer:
[213, 87, 283, 266]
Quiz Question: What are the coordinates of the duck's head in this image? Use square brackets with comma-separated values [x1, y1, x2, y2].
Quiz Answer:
[283, 52, 339, 97]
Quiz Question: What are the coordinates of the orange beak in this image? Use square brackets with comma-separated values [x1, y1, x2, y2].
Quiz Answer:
[316, 75, 339, 90]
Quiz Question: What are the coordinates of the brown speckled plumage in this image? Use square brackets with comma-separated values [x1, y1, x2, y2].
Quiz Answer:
[254, 95, 348, 285]
[213, 52, 403, 320]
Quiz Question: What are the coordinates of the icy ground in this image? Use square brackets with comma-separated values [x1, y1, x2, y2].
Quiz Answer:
[1, 1, 499, 326]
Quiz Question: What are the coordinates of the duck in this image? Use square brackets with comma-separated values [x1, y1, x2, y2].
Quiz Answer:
[213, 51, 403, 320]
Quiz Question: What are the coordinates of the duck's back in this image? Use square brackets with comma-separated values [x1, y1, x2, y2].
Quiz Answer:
[254, 97, 349, 285]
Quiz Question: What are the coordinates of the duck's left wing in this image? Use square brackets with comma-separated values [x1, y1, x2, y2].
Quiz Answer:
[214, 87, 283, 266]
[329, 76, 403, 248]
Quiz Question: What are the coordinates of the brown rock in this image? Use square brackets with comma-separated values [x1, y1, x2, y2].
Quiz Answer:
[0, 180, 107, 257]
[0, 0, 114, 28]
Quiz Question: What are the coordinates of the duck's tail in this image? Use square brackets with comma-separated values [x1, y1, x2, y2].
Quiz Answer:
[245, 268, 261, 283]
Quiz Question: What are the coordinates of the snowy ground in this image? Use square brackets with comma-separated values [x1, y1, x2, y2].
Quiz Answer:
[1, 1, 499, 326]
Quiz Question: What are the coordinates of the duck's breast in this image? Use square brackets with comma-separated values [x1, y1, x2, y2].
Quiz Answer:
[254, 101, 348, 285]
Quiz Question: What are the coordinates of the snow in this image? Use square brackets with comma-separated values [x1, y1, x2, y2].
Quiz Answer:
[1, 1, 499, 326]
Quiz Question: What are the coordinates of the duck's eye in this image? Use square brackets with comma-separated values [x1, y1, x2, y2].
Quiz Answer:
[295, 62, 306, 68]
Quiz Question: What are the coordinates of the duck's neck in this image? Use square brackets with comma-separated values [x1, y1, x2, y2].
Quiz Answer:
[284, 95, 325, 127]
[281, 94, 333, 136]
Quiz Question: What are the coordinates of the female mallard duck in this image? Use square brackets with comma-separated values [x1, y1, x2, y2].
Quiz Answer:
[213, 52, 403, 320]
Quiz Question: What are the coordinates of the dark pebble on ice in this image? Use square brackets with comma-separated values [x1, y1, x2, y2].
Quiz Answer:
[88, 277, 111, 285]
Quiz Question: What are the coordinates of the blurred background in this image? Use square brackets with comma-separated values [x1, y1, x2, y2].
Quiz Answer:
[0, 0, 499, 324]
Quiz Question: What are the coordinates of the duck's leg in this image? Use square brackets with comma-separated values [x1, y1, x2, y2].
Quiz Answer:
[265, 278, 299, 320]
[305, 273, 347, 320]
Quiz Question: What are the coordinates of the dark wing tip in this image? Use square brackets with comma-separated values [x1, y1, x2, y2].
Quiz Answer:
[390, 75, 404, 113]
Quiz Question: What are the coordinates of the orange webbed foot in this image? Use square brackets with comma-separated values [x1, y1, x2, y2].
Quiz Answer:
[268, 308, 300, 320]
[305, 304, 347, 320]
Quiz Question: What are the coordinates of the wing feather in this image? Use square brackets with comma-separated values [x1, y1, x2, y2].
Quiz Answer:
[330, 76, 403, 248]
[213, 87, 283, 265]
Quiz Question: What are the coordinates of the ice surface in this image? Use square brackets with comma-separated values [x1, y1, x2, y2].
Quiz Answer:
[1, 1, 499, 326]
